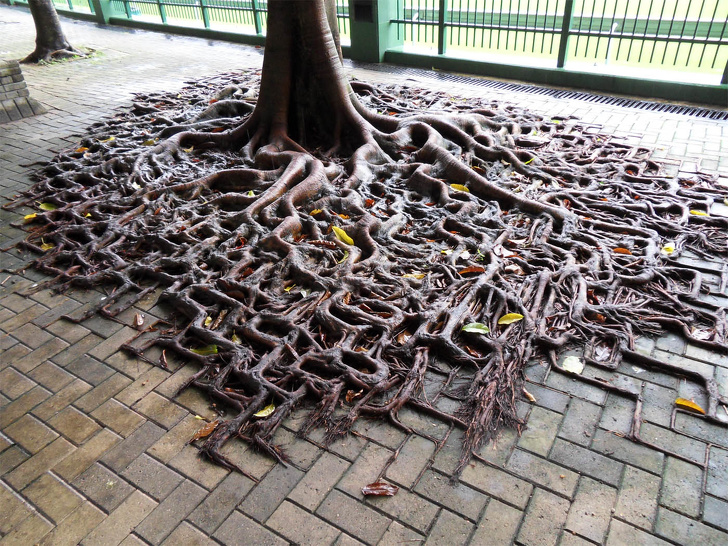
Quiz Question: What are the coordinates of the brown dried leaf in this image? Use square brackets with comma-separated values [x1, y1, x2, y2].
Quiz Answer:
[613, 247, 633, 255]
[458, 266, 485, 275]
[345, 389, 363, 403]
[188, 419, 219, 444]
[361, 481, 399, 496]
[133, 313, 145, 329]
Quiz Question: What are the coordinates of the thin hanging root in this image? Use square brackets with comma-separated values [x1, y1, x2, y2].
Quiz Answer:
[8, 72, 727, 477]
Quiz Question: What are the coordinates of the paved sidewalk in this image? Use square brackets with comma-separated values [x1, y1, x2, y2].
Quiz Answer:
[1, 5, 727, 545]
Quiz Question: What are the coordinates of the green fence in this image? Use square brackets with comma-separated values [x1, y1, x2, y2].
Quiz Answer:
[392, 0, 727, 81]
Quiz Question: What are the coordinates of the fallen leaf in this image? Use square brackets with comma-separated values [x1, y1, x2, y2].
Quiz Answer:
[204, 316, 213, 327]
[346, 389, 363, 403]
[458, 250, 471, 260]
[142, 138, 157, 146]
[458, 266, 485, 275]
[194, 415, 205, 420]
[561, 355, 584, 374]
[254, 403, 275, 418]
[441, 249, 453, 255]
[497, 313, 524, 325]
[675, 398, 705, 414]
[188, 420, 219, 443]
[191, 344, 218, 356]
[232, 333, 242, 344]
[39, 203, 58, 211]
[337, 250, 349, 264]
[99, 136, 115, 143]
[284, 284, 296, 293]
[661, 242, 675, 255]
[247, 190, 255, 197]
[450, 184, 470, 193]
[523, 387, 536, 403]
[133, 313, 145, 329]
[689, 210, 709, 216]
[24, 213, 37, 221]
[462, 322, 490, 334]
[332, 226, 354, 245]
[403, 272, 426, 279]
[613, 247, 633, 255]
[364, 199, 375, 208]
[75, 146, 89, 153]
[310, 208, 323, 215]
[336, 213, 350, 219]
[362, 482, 399, 496]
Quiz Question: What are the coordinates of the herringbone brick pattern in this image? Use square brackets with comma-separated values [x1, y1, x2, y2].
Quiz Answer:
[1, 5, 727, 545]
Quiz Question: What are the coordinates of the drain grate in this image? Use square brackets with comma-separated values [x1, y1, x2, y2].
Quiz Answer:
[348, 61, 728, 121]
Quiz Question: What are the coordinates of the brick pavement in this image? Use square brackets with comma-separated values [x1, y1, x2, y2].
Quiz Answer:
[1, 5, 727, 545]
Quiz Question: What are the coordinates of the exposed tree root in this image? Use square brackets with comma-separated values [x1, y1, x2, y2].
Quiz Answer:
[7, 70, 728, 477]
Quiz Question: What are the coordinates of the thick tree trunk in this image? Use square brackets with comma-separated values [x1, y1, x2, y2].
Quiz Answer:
[23, 0, 80, 63]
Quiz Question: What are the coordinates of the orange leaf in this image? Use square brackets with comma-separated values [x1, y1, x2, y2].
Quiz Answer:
[675, 398, 705, 414]
[211, 127, 225, 133]
[188, 420, 219, 443]
[613, 247, 632, 255]
[458, 266, 485, 275]
[364, 199, 375, 208]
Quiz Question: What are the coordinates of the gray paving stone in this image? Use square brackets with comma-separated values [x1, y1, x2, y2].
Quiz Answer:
[518, 406, 562, 456]
[121, 453, 184, 501]
[558, 398, 601, 447]
[414, 469, 486, 521]
[606, 520, 672, 546]
[317, 489, 392, 544]
[213, 511, 287, 546]
[424, 509, 473, 546]
[506, 449, 578, 499]
[655, 507, 728, 546]
[564, 477, 617, 543]
[73, 462, 135, 512]
[517, 488, 570, 546]
[469, 499, 522, 545]
[615, 465, 660, 530]
[703, 495, 728, 532]
[462, 457, 535, 508]
[239, 461, 304, 522]
[268, 501, 341, 545]
[101, 420, 166, 472]
[189, 471, 255, 534]
[135, 479, 207, 545]
[289, 451, 350, 511]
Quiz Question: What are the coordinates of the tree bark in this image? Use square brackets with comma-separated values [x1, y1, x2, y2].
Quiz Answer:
[23, 0, 80, 63]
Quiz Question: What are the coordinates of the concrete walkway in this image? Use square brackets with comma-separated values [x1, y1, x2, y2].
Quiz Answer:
[1, 5, 727, 545]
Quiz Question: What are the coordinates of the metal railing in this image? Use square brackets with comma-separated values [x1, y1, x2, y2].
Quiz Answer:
[392, 0, 728, 80]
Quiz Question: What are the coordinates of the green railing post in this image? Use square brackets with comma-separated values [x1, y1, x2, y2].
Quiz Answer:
[437, 0, 447, 55]
[557, 0, 574, 68]
[156, 0, 167, 23]
[199, 0, 210, 28]
[90, 0, 122, 22]
[722, 60, 728, 85]
[123, 0, 132, 18]
[251, 0, 263, 35]
[66, 0, 74, 10]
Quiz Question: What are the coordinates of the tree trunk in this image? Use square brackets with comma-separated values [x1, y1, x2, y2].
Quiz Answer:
[23, 0, 80, 63]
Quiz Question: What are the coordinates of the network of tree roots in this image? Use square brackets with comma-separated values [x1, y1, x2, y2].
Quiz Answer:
[8, 71, 728, 479]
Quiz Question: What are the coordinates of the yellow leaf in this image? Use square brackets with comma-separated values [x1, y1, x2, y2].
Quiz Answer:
[204, 316, 213, 327]
[689, 210, 709, 217]
[310, 209, 323, 215]
[99, 136, 115, 143]
[85, 213, 92, 218]
[661, 242, 675, 255]
[40, 242, 55, 251]
[75, 147, 89, 153]
[39, 203, 58, 211]
[337, 250, 349, 264]
[284, 284, 296, 292]
[231, 333, 241, 344]
[675, 398, 705, 414]
[182, 146, 194, 153]
[561, 355, 584, 374]
[24, 213, 37, 221]
[191, 344, 218, 356]
[450, 184, 470, 193]
[497, 313, 524, 325]
[194, 415, 205, 420]
[247, 190, 254, 197]
[524, 157, 534, 165]
[142, 138, 157, 146]
[523, 387, 536, 403]
[403, 272, 426, 279]
[332, 226, 354, 245]
[254, 403, 275, 418]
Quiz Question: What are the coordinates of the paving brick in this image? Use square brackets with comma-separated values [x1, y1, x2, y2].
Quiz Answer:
[655, 507, 728, 545]
[707, 446, 728, 501]
[0, 445, 30, 476]
[37, 501, 106, 546]
[73, 462, 135, 512]
[5, 437, 74, 489]
[74, 373, 132, 413]
[469, 499, 522, 545]
[147, 414, 203, 464]
[13, 337, 69, 373]
[549, 438, 624, 487]
[161, 522, 218, 546]
[121, 453, 184, 501]
[270, 426, 321, 470]
[105, 351, 154, 379]
[131, 391, 187, 429]
[90, 399, 145, 437]
[268, 500, 341, 545]
[0, 511, 54, 545]
[477, 426, 519, 466]
[599, 393, 635, 435]
[289, 451, 349, 511]
[239, 461, 304, 522]
[0, 481, 34, 534]
[614, 465, 660, 530]
[135, 479, 208, 545]
[188, 471, 255, 533]
[564, 477, 617, 543]
[27, 361, 75, 393]
[213, 510, 288, 546]
[0, 302, 49, 333]
[378, 521, 425, 546]
[590, 428, 664, 475]
[169, 445, 229, 489]
[506, 449, 577, 499]
[44, 318, 91, 344]
[639, 421, 707, 464]
[422, 509, 473, 546]
[65, 355, 115, 386]
[51, 333, 103, 367]
[116, 367, 171, 407]
[674, 412, 728, 449]
[3, 413, 58, 453]
[53, 428, 122, 481]
[660, 456, 703, 517]
[48, 406, 101, 444]
[336, 441, 393, 498]
[317, 489, 392, 545]
[23, 472, 84, 523]
[101, 420, 165, 472]
[81, 490, 157, 546]
[546, 372, 607, 405]
[414, 469, 486, 521]
[558, 398, 601, 447]
[30, 379, 92, 421]
[517, 488, 570, 546]
[11, 322, 54, 349]
[364, 486, 439, 534]
[0, 343, 31, 372]
[606, 519, 672, 546]
[518, 406, 562, 456]
[703, 495, 728, 532]
[0, 367, 36, 399]
[87, 325, 137, 359]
